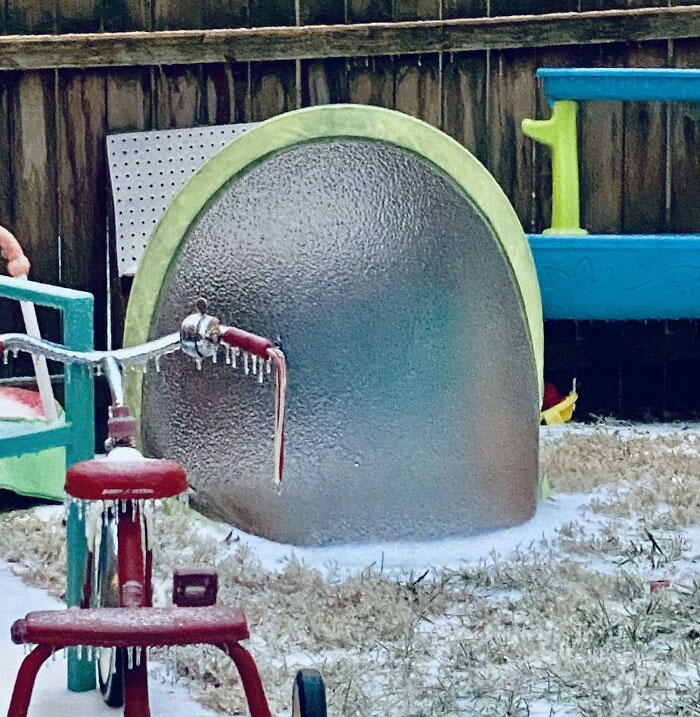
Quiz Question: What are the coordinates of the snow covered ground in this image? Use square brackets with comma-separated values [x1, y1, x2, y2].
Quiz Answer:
[0, 490, 592, 716]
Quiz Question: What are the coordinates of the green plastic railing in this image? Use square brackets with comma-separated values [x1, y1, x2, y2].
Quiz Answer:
[0, 274, 96, 692]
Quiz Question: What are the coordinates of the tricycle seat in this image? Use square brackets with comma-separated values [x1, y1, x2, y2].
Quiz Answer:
[11, 605, 249, 648]
[65, 457, 187, 501]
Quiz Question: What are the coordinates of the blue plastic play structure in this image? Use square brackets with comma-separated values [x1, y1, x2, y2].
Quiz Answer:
[525, 67, 700, 321]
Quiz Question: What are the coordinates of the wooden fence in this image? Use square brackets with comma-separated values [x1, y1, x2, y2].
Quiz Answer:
[0, 0, 699, 421]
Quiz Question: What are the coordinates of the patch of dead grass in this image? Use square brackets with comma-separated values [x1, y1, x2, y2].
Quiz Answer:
[2, 427, 700, 715]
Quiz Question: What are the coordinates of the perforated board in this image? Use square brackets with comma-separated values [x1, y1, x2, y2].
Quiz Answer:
[107, 124, 258, 277]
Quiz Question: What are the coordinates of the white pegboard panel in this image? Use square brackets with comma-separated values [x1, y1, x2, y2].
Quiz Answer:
[107, 123, 258, 277]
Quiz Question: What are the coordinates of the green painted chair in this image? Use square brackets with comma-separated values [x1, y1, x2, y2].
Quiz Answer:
[0, 274, 96, 691]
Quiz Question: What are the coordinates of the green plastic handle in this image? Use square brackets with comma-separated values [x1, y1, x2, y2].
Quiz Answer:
[522, 100, 587, 236]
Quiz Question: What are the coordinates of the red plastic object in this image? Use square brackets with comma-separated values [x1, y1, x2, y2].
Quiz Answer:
[173, 567, 219, 607]
[542, 382, 563, 411]
[221, 326, 274, 360]
[650, 579, 671, 593]
[65, 458, 187, 501]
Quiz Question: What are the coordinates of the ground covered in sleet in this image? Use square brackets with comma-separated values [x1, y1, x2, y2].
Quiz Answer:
[3, 422, 700, 716]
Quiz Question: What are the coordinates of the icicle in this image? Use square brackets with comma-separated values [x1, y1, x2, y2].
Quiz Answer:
[135, 646, 143, 666]
[225, 345, 231, 365]
[131, 500, 136, 522]
[266, 358, 272, 375]
[195, 358, 203, 371]
[244, 352, 249, 375]
[95, 365, 103, 377]
[258, 363, 264, 384]
[127, 646, 134, 670]
[252, 355, 258, 375]
[111, 650, 117, 675]
[144, 500, 155, 551]
[51, 647, 56, 662]
[11, 348, 18, 359]
[2, 349, 8, 365]
[232, 348, 238, 368]
[212, 349, 217, 364]
[155, 356, 161, 373]
[62, 648, 67, 660]
[77, 645, 83, 661]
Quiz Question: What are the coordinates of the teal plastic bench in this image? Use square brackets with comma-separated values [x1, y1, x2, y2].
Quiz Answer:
[0, 274, 96, 691]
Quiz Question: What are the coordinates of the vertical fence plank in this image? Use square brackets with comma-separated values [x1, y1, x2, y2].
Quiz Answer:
[104, 0, 152, 348]
[9, 72, 59, 286]
[102, 0, 150, 31]
[573, 0, 626, 416]
[441, 0, 488, 161]
[487, 1, 542, 232]
[0, 5, 12, 230]
[620, 0, 669, 416]
[665, 13, 700, 417]
[622, 2, 668, 234]
[393, 0, 441, 126]
[57, 70, 107, 335]
[6, 0, 55, 34]
[153, 1, 204, 129]
[248, 0, 297, 121]
[300, 0, 348, 107]
[578, 0, 625, 235]
[669, 39, 700, 233]
[6, 0, 59, 286]
[347, 0, 394, 109]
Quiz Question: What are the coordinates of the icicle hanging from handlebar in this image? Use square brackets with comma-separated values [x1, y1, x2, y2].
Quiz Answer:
[267, 347, 287, 486]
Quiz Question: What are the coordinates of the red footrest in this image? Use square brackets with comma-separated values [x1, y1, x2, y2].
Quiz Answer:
[11, 606, 249, 648]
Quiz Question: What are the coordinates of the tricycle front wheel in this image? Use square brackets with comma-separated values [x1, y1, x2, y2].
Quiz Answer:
[292, 669, 327, 717]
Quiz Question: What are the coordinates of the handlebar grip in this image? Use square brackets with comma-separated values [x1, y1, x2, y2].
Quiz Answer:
[0, 226, 30, 278]
[220, 326, 274, 360]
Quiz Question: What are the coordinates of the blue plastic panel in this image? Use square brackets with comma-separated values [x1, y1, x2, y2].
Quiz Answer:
[537, 68, 700, 105]
[528, 234, 700, 320]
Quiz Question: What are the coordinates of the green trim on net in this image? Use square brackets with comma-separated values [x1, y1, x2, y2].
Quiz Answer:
[124, 104, 544, 427]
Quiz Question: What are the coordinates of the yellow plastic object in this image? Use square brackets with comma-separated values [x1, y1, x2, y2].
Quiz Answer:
[541, 389, 578, 425]
[522, 100, 588, 236]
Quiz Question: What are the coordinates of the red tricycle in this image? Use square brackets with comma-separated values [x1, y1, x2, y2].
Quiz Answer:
[1, 299, 327, 717]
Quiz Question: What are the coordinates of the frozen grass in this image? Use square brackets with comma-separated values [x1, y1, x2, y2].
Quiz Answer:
[3, 423, 700, 715]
